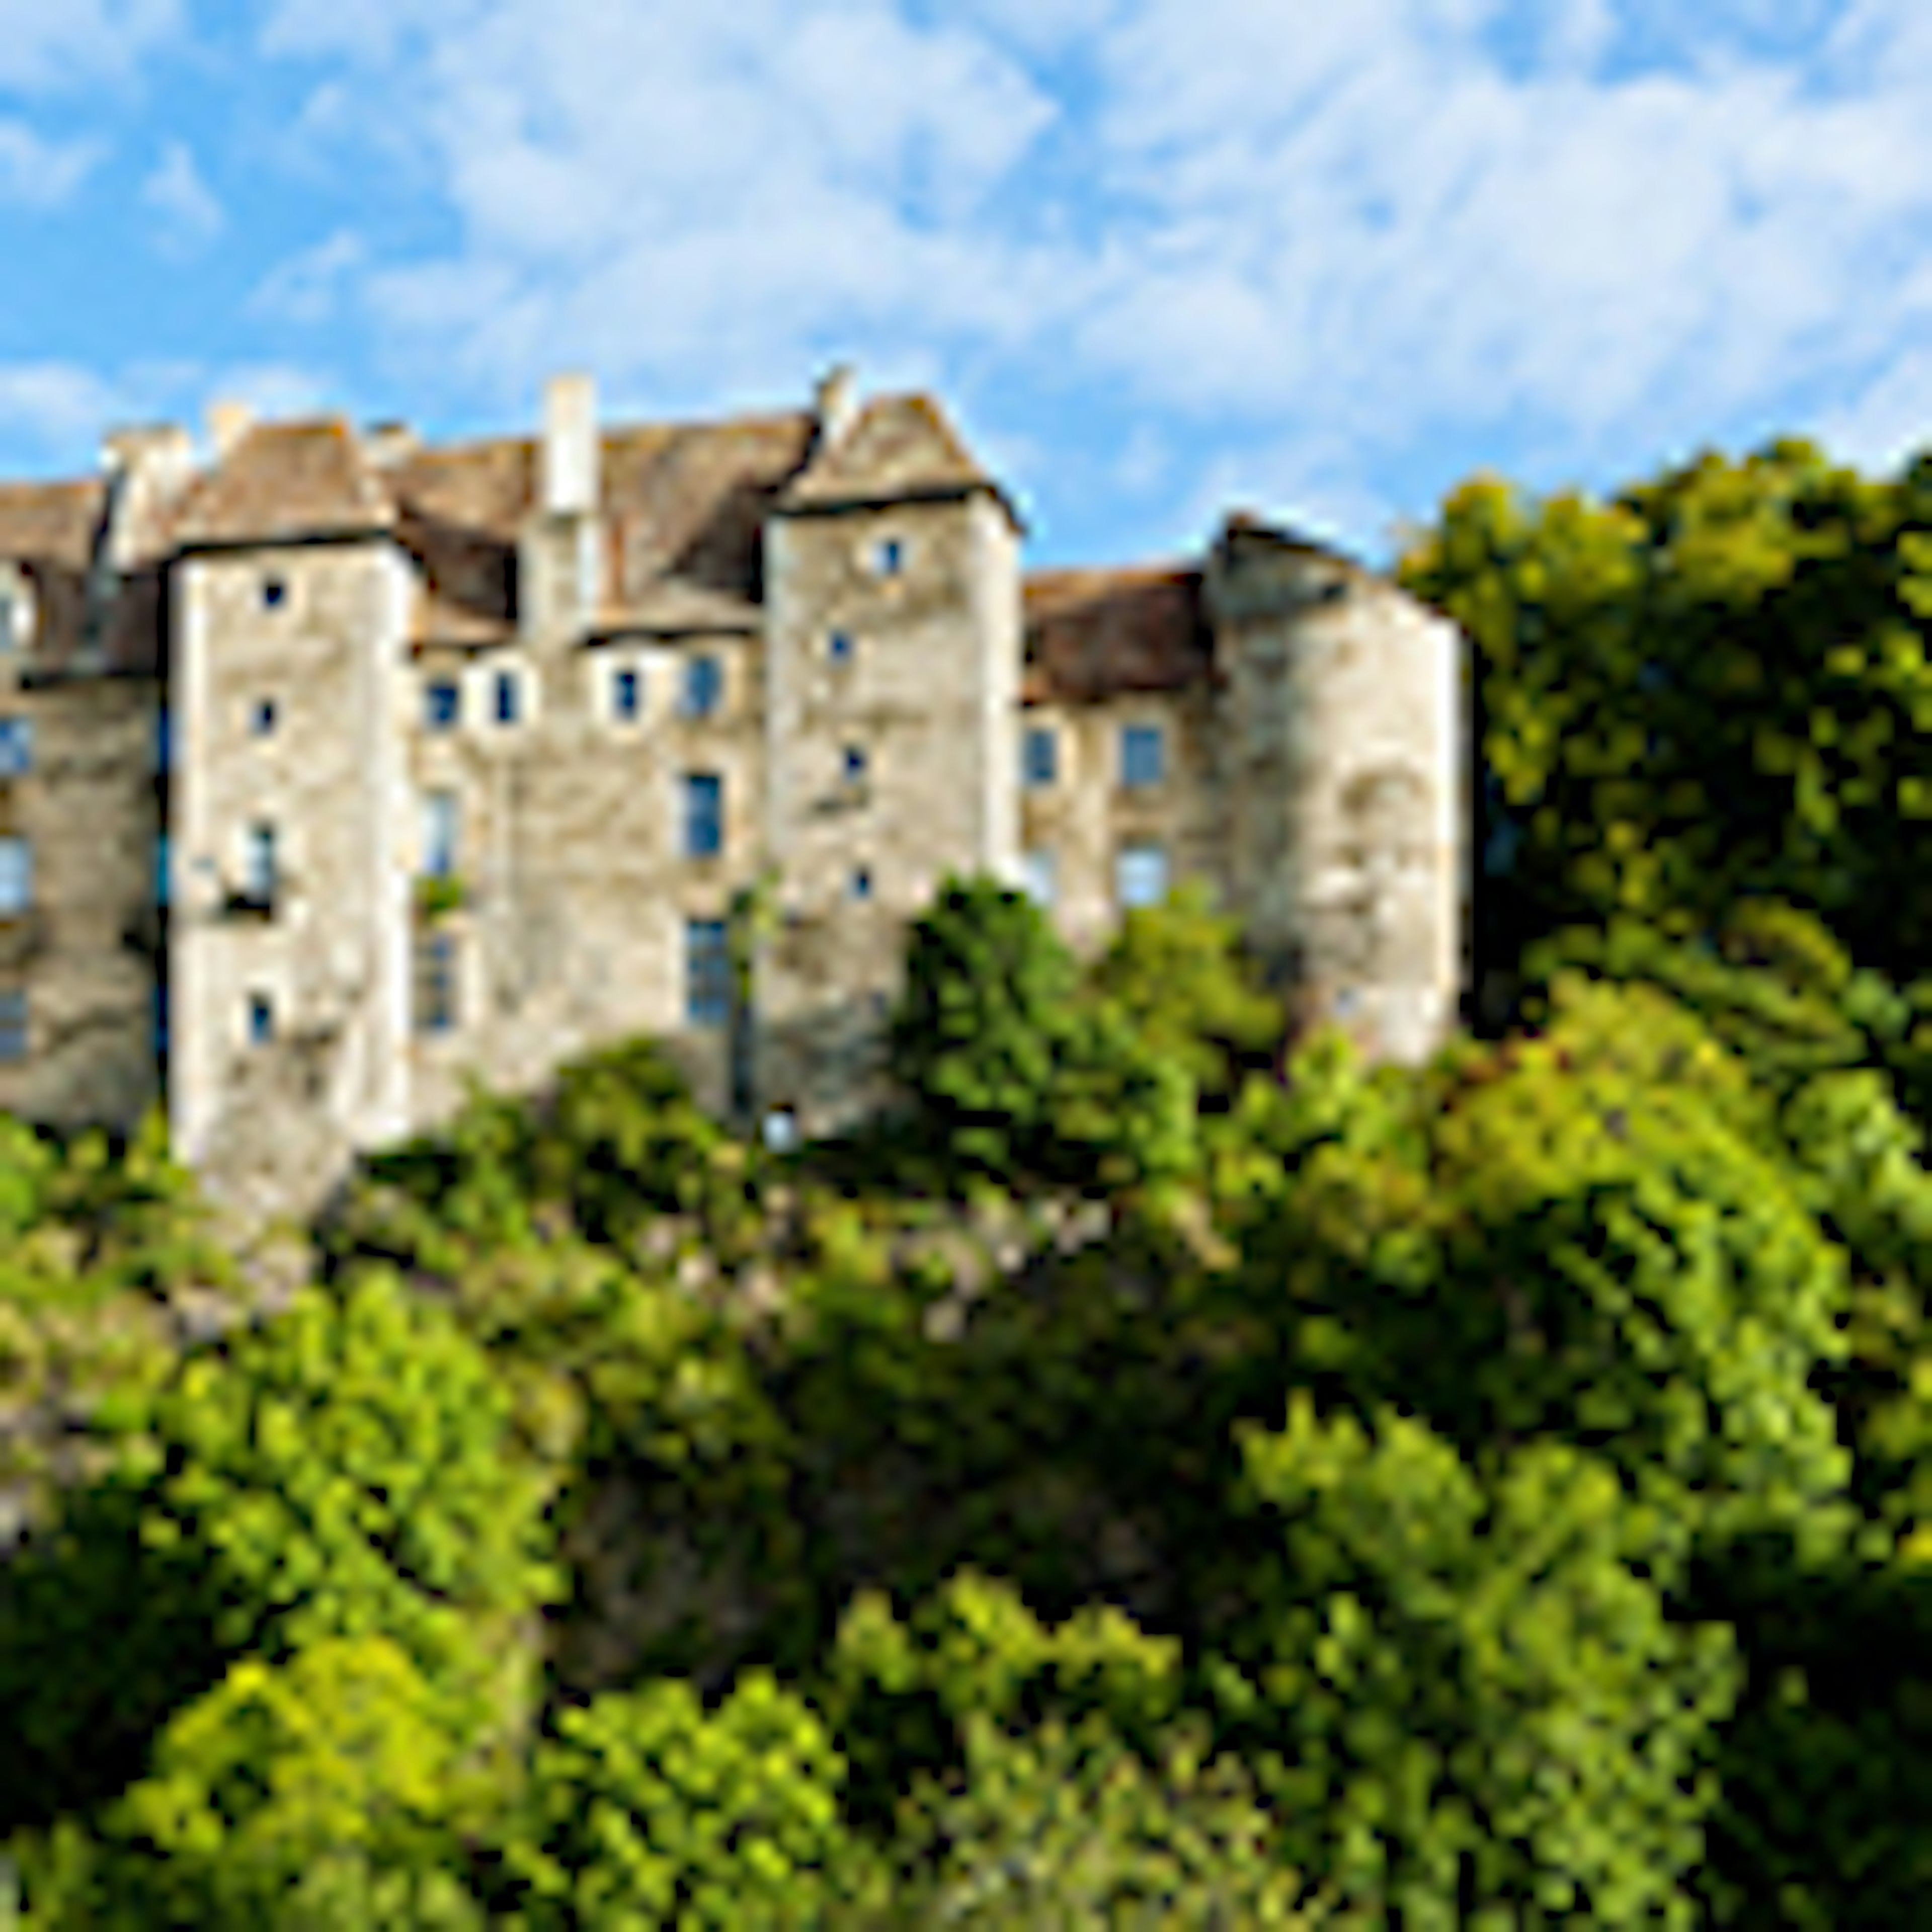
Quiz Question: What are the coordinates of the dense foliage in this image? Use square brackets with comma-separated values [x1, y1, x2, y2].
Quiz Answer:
[10, 436, 1932, 1921]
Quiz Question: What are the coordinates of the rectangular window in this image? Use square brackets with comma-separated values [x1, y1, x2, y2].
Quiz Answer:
[415, 932, 458, 1035]
[1022, 848, 1057, 907]
[247, 993, 274, 1045]
[612, 665, 640, 721]
[154, 707, 171, 775]
[683, 772, 724, 859]
[0, 837, 31, 915]
[422, 790, 459, 878]
[155, 832, 169, 908]
[1121, 723, 1165, 789]
[1116, 843, 1168, 910]
[685, 918, 732, 1027]
[0, 988, 25, 1060]
[682, 654, 722, 718]
[494, 668, 519, 725]
[843, 744, 866, 783]
[1023, 726, 1057, 789]
[0, 717, 30, 777]
[152, 980, 167, 1060]
[425, 679, 460, 731]
[244, 823, 276, 901]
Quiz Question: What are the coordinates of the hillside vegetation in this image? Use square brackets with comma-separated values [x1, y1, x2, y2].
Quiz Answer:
[6, 437, 1932, 1924]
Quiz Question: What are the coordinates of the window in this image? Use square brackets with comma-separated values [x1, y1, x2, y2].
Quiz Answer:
[683, 772, 724, 858]
[251, 698, 276, 737]
[422, 790, 459, 878]
[262, 577, 286, 609]
[0, 716, 31, 776]
[247, 993, 274, 1045]
[762, 1108, 799, 1153]
[155, 832, 169, 908]
[0, 589, 15, 654]
[874, 537, 904, 577]
[152, 980, 167, 1060]
[154, 707, 171, 775]
[1023, 726, 1057, 789]
[244, 822, 276, 902]
[828, 630, 853, 667]
[0, 837, 31, 915]
[415, 932, 458, 1034]
[1022, 848, 1057, 908]
[0, 988, 24, 1061]
[1121, 723, 1165, 789]
[494, 668, 520, 725]
[682, 654, 722, 718]
[851, 866, 872, 902]
[685, 918, 732, 1027]
[425, 680, 460, 731]
[1116, 842, 1168, 910]
[612, 665, 640, 721]
[842, 744, 866, 784]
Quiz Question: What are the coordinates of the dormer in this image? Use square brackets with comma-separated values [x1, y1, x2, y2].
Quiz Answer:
[518, 372, 605, 640]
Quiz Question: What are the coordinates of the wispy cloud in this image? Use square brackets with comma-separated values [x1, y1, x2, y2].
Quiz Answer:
[238, 0, 1932, 547]
[0, 0, 185, 90]
[140, 139, 224, 257]
[0, 120, 103, 206]
[247, 229, 366, 325]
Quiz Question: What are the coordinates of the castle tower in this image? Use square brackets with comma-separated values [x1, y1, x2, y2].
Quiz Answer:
[1206, 515, 1466, 1066]
[167, 411, 415, 1228]
[757, 370, 1023, 1133]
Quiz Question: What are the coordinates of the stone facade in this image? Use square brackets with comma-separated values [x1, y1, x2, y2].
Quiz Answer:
[0, 368, 1468, 1232]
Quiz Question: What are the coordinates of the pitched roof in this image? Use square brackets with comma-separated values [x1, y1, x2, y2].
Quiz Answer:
[1022, 565, 1215, 704]
[169, 420, 398, 550]
[778, 392, 1015, 522]
[396, 413, 814, 647]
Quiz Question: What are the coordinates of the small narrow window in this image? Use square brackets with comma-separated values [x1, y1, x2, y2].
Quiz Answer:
[1115, 842, 1168, 910]
[612, 665, 640, 721]
[0, 837, 32, 915]
[155, 832, 170, 908]
[0, 987, 25, 1061]
[422, 790, 459, 878]
[828, 630, 853, 667]
[494, 668, 519, 725]
[247, 993, 274, 1045]
[682, 655, 722, 718]
[415, 931, 458, 1034]
[152, 980, 167, 1061]
[762, 1108, 799, 1153]
[842, 744, 866, 784]
[874, 537, 903, 577]
[0, 716, 31, 777]
[244, 822, 276, 902]
[1023, 726, 1057, 789]
[262, 578, 286, 610]
[251, 698, 276, 737]
[425, 680, 460, 731]
[685, 918, 732, 1027]
[1022, 849, 1057, 907]
[851, 866, 872, 902]
[683, 772, 724, 858]
[154, 706, 171, 774]
[1121, 724, 1165, 789]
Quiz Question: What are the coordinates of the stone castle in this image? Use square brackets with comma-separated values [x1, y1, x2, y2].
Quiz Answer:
[0, 367, 1467, 1231]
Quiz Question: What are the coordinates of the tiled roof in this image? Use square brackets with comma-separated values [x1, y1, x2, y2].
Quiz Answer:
[779, 393, 1008, 516]
[169, 420, 398, 550]
[1022, 565, 1215, 704]
[396, 413, 814, 645]
[0, 478, 110, 680]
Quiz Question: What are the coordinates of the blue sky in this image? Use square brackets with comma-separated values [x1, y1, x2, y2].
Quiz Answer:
[0, 0, 1922, 569]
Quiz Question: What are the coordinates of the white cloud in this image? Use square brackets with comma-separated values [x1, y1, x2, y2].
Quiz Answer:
[0, 121, 102, 205]
[140, 140, 224, 257]
[0, 0, 183, 90]
[247, 229, 367, 325]
[0, 361, 129, 454]
[241, 0, 1932, 554]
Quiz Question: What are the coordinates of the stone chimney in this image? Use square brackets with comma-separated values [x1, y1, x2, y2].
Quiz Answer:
[541, 373, 598, 517]
[813, 363, 858, 453]
[206, 398, 256, 464]
[100, 424, 197, 572]
[363, 421, 418, 468]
